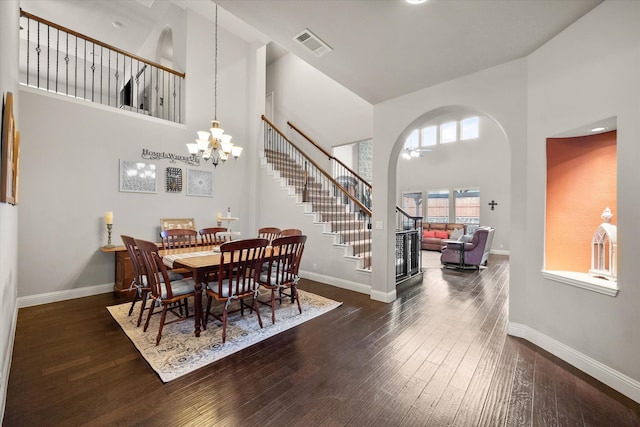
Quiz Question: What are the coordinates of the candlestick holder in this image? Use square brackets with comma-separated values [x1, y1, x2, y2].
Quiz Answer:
[103, 223, 115, 249]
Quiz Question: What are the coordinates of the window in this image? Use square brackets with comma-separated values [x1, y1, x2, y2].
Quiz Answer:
[421, 126, 437, 146]
[402, 192, 422, 217]
[402, 116, 481, 154]
[405, 129, 419, 150]
[461, 117, 479, 140]
[454, 188, 480, 232]
[440, 121, 457, 143]
[426, 190, 449, 223]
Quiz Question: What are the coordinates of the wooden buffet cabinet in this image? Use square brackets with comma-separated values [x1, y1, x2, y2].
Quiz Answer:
[101, 245, 134, 296]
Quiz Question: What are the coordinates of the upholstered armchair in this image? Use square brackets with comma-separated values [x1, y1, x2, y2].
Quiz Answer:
[441, 227, 495, 270]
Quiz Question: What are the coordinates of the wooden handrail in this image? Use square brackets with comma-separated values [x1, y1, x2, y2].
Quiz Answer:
[396, 205, 422, 221]
[20, 9, 185, 79]
[262, 115, 372, 217]
[287, 120, 372, 190]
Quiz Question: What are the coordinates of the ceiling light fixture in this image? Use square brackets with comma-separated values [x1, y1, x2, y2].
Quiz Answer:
[406, 0, 428, 4]
[186, 5, 242, 167]
[590, 126, 606, 132]
[402, 146, 432, 159]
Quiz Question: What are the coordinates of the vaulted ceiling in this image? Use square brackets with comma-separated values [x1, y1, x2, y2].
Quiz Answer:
[20, 0, 603, 104]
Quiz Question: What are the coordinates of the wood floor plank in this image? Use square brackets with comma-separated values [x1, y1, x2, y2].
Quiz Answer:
[4, 255, 639, 426]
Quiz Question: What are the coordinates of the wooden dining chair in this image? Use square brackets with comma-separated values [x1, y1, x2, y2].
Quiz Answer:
[160, 228, 198, 249]
[257, 227, 281, 243]
[257, 235, 307, 324]
[121, 235, 185, 327]
[134, 238, 196, 346]
[121, 235, 151, 326]
[199, 227, 228, 245]
[280, 228, 302, 236]
[204, 238, 268, 343]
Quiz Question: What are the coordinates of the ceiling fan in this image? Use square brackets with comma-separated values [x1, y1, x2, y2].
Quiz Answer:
[401, 146, 432, 160]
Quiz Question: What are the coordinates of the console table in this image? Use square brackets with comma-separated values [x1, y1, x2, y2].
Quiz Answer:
[100, 243, 161, 296]
[100, 245, 132, 296]
[218, 216, 241, 240]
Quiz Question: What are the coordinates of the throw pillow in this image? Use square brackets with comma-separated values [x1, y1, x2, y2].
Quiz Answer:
[434, 230, 449, 239]
[449, 228, 464, 240]
[423, 230, 436, 238]
[459, 234, 472, 243]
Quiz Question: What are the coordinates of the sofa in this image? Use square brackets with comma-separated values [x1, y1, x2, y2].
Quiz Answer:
[441, 226, 495, 269]
[421, 223, 466, 251]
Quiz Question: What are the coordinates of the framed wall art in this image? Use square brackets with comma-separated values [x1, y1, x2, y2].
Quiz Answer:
[166, 167, 182, 192]
[119, 159, 157, 193]
[186, 168, 213, 197]
[160, 218, 196, 231]
[1, 92, 18, 205]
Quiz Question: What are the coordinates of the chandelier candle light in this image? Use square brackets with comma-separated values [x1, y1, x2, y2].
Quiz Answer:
[104, 211, 114, 249]
[186, 4, 242, 167]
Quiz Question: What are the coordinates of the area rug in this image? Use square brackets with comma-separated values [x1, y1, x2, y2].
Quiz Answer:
[107, 290, 342, 382]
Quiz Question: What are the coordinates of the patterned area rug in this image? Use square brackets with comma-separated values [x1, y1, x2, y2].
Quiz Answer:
[107, 289, 342, 382]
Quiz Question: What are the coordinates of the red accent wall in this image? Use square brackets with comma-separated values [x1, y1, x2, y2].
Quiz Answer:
[546, 131, 616, 271]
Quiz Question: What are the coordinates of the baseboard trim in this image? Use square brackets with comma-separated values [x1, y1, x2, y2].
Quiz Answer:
[370, 288, 397, 303]
[299, 270, 371, 296]
[0, 300, 18, 425]
[17, 283, 114, 308]
[490, 249, 510, 256]
[508, 322, 640, 403]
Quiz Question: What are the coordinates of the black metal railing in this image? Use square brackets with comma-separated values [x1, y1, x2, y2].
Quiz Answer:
[19, 9, 185, 123]
[395, 205, 422, 281]
[262, 116, 373, 269]
[288, 121, 372, 211]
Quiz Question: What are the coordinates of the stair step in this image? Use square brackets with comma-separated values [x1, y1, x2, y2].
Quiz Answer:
[340, 228, 372, 240]
[264, 150, 373, 274]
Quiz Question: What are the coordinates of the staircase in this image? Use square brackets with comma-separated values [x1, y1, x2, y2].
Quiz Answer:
[261, 117, 372, 271]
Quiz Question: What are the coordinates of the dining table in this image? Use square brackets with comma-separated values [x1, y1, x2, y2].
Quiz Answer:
[159, 244, 274, 338]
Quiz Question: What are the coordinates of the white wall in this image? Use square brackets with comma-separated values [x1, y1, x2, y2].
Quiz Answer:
[512, 0, 640, 400]
[16, 7, 258, 300]
[373, 59, 528, 303]
[396, 114, 510, 252]
[263, 51, 375, 290]
[266, 53, 373, 149]
[0, 0, 20, 419]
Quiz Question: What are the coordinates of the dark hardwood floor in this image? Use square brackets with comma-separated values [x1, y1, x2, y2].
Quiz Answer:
[4, 255, 639, 426]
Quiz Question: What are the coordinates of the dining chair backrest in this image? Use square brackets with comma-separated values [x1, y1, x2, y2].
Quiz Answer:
[257, 227, 281, 243]
[135, 238, 174, 299]
[199, 227, 228, 245]
[121, 235, 146, 289]
[280, 228, 302, 237]
[160, 228, 198, 249]
[215, 238, 269, 299]
[262, 235, 307, 287]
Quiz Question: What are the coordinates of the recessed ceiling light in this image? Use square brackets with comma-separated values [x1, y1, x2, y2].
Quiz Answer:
[112, 21, 124, 29]
[406, 0, 428, 4]
[590, 127, 606, 132]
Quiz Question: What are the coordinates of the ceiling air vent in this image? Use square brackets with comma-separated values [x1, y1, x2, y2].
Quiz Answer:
[294, 28, 332, 57]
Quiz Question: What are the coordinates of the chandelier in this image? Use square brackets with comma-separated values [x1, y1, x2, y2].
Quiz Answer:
[186, 4, 242, 167]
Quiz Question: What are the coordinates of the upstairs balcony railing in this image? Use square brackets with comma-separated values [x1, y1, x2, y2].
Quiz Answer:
[19, 9, 185, 123]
